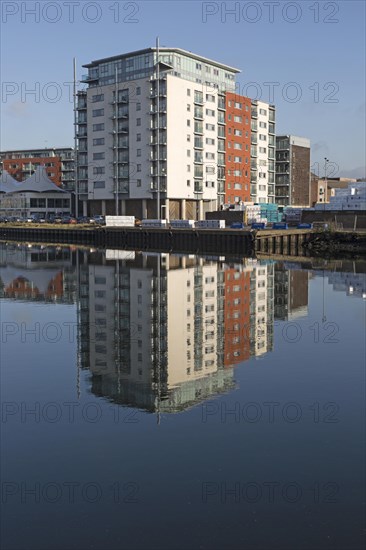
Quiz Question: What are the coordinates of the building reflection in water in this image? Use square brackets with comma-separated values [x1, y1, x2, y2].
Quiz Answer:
[76, 251, 276, 414]
[0, 243, 76, 303]
[6, 244, 364, 415]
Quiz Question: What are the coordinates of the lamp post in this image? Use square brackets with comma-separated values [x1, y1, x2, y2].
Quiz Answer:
[324, 157, 329, 207]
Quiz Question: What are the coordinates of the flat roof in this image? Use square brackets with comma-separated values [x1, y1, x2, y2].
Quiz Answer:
[1, 147, 73, 154]
[83, 47, 241, 73]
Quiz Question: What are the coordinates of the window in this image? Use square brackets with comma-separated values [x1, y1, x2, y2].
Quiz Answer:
[137, 179, 141, 187]
[206, 109, 215, 116]
[187, 150, 191, 157]
[136, 149, 141, 157]
[206, 94, 215, 102]
[137, 164, 141, 172]
[187, 179, 191, 186]
[93, 152, 105, 160]
[136, 118, 141, 126]
[235, 102, 242, 109]
[93, 138, 105, 146]
[259, 108, 267, 115]
[206, 138, 215, 145]
[93, 167, 105, 174]
[136, 86, 141, 95]
[234, 156, 242, 162]
[234, 115, 242, 123]
[187, 120, 191, 127]
[206, 123, 215, 131]
[93, 123, 104, 131]
[136, 102, 141, 111]
[234, 129, 242, 136]
[259, 134, 267, 141]
[187, 89, 191, 96]
[259, 147, 267, 153]
[196, 63, 202, 70]
[137, 133, 141, 142]
[92, 93, 104, 102]
[206, 152, 215, 160]
[92, 109, 104, 117]
[259, 121, 267, 128]
[187, 134, 191, 142]
[187, 104, 191, 112]
[187, 165, 191, 172]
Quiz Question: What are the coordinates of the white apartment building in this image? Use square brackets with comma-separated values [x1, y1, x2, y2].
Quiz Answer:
[77, 47, 239, 219]
[250, 100, 276, 203]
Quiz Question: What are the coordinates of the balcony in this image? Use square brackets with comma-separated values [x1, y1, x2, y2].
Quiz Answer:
[194, 182, 203, 193]
[251, 109, 258, 118]
[150, 89, 167, 98]
[217, 113, 225, 125]
[81, 73, 98, 83]
[218, 97, 225, 110]
[194, 107, 204, 120]
[194, 92, 204, 105]
[194, 122, 203, 135]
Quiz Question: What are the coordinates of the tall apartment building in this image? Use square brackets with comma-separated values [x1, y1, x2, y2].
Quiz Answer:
[275, 135, 311, 206]
[77, 47, 240, 218]
[0, 147, 75, 190]
[76, 47, 276, 217]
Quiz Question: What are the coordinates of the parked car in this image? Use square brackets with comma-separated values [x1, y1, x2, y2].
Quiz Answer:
[61, 215, 77, 224]
[77, 216, 89, 224]
[90, 215, 105, 225]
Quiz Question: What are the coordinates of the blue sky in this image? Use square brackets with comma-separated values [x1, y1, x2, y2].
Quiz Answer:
[1, 0, 365, 177]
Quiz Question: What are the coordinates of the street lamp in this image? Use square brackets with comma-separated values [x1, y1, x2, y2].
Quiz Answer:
[323, 157, 329, 214]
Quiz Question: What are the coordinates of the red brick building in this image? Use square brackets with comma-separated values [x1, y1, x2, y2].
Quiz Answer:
[225, 93, 251, 204]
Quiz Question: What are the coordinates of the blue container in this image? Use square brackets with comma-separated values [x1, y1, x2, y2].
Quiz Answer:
[230, 222, 245, 229]
[297, 223, 313, 229]
[251, 222, 266, 229]
[273, 222, 288, 230]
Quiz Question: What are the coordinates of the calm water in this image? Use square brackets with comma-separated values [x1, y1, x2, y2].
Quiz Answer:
[1, 243, 365, 550]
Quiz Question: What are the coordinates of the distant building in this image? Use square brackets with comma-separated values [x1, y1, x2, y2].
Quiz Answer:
[314, 181, 366, 211]
[0, 167, 72, 218]
[0, 147, 75, 191]
[275, 135, 310, 207]
[310, 176, 357, 206]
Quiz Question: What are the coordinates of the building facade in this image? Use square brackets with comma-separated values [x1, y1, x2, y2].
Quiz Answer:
[275, 135, 310, 207]
[0, 147, 75, 191]
[77, 47, 276, 218]
[251, 100, 276, 203]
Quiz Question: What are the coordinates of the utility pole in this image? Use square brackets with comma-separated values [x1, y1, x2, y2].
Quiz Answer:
[115, 65, 119, 216]
[156, 37, 160, 220]
[73, 58, 79, 217]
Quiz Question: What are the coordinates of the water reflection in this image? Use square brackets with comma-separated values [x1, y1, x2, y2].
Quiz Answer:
[1, 243, 365, 416]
